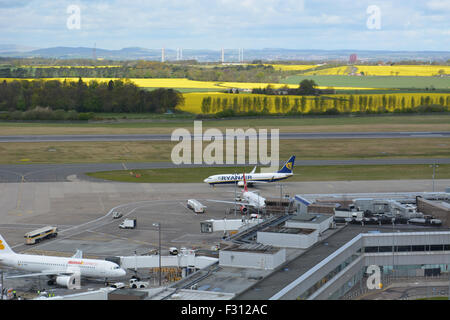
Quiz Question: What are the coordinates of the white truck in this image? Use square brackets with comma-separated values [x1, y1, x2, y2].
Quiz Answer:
[119, 218, 137, 229]
[187, 199, 206, 214]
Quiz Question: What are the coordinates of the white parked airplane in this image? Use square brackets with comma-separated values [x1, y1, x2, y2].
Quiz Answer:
[203, 156, 296, 187]
[0, 234, 126, 288]
[207, 173, 266, 214]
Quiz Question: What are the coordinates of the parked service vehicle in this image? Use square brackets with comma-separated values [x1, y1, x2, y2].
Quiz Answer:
[119, 218, 137, 229]
[24, 226, 58, 245]
[110, 282, 125, 289]
[187, 199, 206, 214]
[112, 211, 123, 219]
[169, 247, 179, 255]
[130, 278, 149, 289]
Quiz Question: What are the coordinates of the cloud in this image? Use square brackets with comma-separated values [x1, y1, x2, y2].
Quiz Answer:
[427, 0, 450, 11]
[0, 0, 448, 51]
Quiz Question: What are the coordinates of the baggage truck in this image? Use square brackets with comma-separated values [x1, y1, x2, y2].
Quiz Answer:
[187, 199, 206, 214]
[119, 218, 137, 229]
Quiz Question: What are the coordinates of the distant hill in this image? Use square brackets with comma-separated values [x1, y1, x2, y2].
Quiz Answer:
[1, 45, 449, 62]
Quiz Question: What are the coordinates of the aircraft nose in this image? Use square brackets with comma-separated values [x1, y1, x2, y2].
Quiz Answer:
[203, 177, 210, 183]
[118, 268, 126, 277]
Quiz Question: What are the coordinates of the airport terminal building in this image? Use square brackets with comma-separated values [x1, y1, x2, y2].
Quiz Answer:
[268, 231, 450, 300]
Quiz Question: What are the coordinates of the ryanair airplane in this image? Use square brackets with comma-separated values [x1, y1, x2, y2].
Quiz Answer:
[203, 156, 295, 187]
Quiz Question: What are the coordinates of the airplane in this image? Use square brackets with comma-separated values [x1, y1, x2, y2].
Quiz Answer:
[206, 173, 266, 214]
[203, 155, 296, 187]
[0, 234, 126, 288]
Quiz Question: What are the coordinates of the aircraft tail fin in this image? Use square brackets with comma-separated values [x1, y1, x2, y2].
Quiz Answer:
[0, 234, 15, 255]
[277, 156, 295, 174]
[243, 173, 248, 192]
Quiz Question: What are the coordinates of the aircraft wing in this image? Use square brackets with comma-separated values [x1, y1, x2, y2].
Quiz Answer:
[206, 199, 256, 207]
[247, 180, 270, 184]
[6, 270, 63, 279]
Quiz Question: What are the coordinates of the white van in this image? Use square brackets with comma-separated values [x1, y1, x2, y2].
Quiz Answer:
[187, 199, 206, 214]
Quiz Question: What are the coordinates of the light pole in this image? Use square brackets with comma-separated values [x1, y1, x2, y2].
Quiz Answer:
[153, 222, 162, 286]
[430, 163, 439, 192]
[1, 270, 3, 300]
[234, 172, 237, 217]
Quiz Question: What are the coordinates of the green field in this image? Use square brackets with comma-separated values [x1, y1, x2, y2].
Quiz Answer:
[1, 138, 449, 164]
[86, 164, 450, 183]
[282, 75, 450, 90]
[1, 113, 450, 136]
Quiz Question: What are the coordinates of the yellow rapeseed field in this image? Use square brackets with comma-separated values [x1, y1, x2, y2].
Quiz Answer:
[354, 65, 450, 76]
[179, 92, 450, 114]
[0, 77, 375, 91]
[303, 65, 450, 76]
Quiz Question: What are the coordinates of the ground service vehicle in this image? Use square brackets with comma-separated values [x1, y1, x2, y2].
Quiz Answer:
[110, 282, 125, 289]
[119, 218, 137, 229]
[187, 199, 206, 213]
[112, 211, 123, 219]
[130, 278, 149, 288]
[24, 226, 58, 245]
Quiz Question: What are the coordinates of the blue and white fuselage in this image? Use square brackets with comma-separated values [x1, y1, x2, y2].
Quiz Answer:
[204, 172, 292, 186]
[204, 156, 296, 186]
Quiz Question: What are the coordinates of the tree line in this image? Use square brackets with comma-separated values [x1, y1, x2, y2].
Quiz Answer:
[251, 80, 333, 96]
[0, 61, 282, 83]
[0, 78, 184, 114]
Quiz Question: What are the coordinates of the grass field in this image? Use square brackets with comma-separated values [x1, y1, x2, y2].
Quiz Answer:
[283, 75, 450, 90]
[1, 138, 448, 164]
[1, 114, 450, 136]
[86, 164, 450, 183]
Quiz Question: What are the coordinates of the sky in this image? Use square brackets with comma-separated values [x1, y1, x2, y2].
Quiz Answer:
[0, 0, 449, 51]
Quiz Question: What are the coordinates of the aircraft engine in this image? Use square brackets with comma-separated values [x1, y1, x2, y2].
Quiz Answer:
[237, 181, 244, 187]
[240, 205, 248, 214]
[55, 274, 80, 289]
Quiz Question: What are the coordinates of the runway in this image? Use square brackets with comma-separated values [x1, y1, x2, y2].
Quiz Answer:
[0, 158, 449, 182]
[0, 131, 449, 142]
